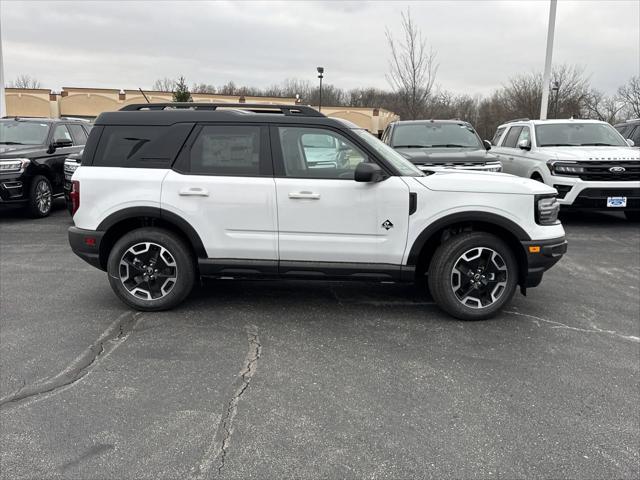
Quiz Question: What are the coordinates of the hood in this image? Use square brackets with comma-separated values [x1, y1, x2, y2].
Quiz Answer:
[415, 170, 555, 195]
[396, 147, 497, 165]
[541, 146, 640, 161]
[0, 144, 45, 158]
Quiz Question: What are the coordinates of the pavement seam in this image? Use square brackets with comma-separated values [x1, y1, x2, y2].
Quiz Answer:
[506, 310, 640, 343]
[0, 311, 142, 411]
[193, 325, 261, 479]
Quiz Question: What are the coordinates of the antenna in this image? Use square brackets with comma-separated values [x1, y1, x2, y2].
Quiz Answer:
[138, 88, 151, 103]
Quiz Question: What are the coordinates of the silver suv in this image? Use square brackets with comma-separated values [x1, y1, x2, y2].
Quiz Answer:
[491, 119, 640, 221]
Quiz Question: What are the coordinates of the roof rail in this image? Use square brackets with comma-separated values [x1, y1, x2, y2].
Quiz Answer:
[505, 118, 530, 123]
[60, 116, 91, 122]
[119, 103, 324, 117]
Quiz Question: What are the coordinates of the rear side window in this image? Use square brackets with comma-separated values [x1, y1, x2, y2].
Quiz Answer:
[491, 127, 506, 145]
[93, 126, 166, 167]
[185, 125, 267, 176]
[502, 126, 523, 148]
[68, 124, 88, 144]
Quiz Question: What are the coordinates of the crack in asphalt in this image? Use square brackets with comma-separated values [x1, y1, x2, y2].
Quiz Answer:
[194, 325, 261, 479]
[0, 311, 141, 410]
[506, 310, 640, 343]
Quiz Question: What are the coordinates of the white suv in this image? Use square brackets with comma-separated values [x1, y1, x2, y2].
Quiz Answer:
[68, 103, 567, 320]
[491, 119, 640, 221]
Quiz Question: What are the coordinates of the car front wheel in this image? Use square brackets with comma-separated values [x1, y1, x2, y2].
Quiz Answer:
[428, 232, 519, 320]
[107, 228, 195, 311]
[28, 175, 53, 218]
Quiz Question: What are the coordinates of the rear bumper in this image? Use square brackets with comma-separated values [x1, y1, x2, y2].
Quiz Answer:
[520, 236, 567, 288]
[68, 226, 105, 270]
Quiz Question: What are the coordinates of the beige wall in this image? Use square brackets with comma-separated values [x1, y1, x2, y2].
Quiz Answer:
[4, 87, 399, 134]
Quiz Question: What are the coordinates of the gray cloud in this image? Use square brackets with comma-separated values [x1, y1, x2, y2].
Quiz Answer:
[1, 0, 638, 95]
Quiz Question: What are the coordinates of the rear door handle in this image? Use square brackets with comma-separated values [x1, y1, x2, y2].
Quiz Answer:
[179, 187, 209, 197]
[288, 191, 320, 200]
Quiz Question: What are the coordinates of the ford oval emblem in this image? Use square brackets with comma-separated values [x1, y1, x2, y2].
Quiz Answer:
[609, 166, 626, 173]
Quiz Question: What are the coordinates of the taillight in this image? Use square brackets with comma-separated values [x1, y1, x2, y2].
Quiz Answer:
[70, 180, 80, 216]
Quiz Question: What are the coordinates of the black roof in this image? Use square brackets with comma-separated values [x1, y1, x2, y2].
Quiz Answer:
[94, 103, 355, 128]
[614, 118, 640, 127]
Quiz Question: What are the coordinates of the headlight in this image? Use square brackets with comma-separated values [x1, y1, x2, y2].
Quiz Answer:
[486, 165, 502, 172]
[535, 195, 560, 225]
[64, 160, 80, 175]
[0, 158, 30, 173]
[547, 161, 584, 175]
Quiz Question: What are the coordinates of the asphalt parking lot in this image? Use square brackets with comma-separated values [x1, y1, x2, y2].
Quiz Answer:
[0, 199, 638, 479]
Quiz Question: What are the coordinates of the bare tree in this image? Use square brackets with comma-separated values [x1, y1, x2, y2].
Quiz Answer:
[618, 76, 640, 118]
[582, 89, 625, 124]
[152, 77, 176, 92]
[385, 8, 438, 119]
[192, 83, 216, 94]
[10, 74, 41, 89]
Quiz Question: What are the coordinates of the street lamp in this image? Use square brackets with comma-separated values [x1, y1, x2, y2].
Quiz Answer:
[551, 80, 560, 119]
[317, 66, 324, 112]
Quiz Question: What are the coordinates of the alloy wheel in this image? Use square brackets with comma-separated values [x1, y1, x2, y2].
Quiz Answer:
[451, 247, 508, 309]
[35, 180, 52, 214]
[119, 242, 178, 300]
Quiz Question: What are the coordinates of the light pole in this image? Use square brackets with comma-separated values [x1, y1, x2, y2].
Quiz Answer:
[317, 66, 324, 112]
[540, 0, 558, 120]
[551, 81, 560, 118]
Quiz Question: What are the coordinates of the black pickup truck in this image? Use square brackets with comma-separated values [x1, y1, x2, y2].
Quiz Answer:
[0, 117, 90, 217]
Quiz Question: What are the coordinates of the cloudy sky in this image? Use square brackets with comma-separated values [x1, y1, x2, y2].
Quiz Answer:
[1, 0, 638, 96]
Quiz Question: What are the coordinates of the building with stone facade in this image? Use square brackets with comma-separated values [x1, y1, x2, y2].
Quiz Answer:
[4, 87, 398, 136]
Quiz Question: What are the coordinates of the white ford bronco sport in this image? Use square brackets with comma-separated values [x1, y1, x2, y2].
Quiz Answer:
[491, 119, 640, 221]
[69, 103, 567, 320]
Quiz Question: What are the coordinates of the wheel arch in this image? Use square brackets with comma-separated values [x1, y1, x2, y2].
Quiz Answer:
[408, 212, 530, 284]
[96, 207, 207, 270]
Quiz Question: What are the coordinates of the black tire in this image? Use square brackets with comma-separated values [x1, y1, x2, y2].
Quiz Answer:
[28, 175, 53, 218]
[428, 232, 519, 321]
[107, 228, 196, 311]
[624, 211, 640, 222]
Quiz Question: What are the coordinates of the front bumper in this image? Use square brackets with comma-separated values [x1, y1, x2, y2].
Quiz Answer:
[69, 226, 105, 270]
[520, 236, 567, 288]
[0, 173, 28, 203]
[550, 177, 640, 209]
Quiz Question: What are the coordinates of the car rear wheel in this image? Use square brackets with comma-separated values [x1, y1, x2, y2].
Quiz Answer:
[428, 232, 518, 320]
[28, 175, 52, 218]
[107, 228, 195, 311]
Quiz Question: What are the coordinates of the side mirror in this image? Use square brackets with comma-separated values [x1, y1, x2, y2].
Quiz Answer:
[518, 138, 532, 150]
[354, 162, 385, 182]
[627, 138, 635, 147]
[54, 138, 73, 148]
[483, 140, 492, 151]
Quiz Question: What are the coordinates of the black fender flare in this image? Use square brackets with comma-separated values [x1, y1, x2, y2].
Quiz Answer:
[97, 206, 207, 258]
[406, 211, 531, 266]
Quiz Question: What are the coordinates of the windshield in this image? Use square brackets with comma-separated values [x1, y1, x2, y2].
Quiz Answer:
[0, 121, 49, 145]
[352, 129, 425, 177]
[535, 123, 627, 147]
[391, 123, 483, 148]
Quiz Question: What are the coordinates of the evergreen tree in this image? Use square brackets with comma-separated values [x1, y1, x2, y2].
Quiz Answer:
[172, 76, 192, 102]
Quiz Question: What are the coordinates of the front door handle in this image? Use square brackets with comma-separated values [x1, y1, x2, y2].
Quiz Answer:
[288, 191, 320, 200]
[179, 187, 209, 197]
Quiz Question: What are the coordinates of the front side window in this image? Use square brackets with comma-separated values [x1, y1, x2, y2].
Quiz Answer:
[502, 126, 523, 148]
[517, 127, 531, 145]
[188, 125, 262, 176]
[278, 127, 367, 179]
[391, 123, 483, 148]
[491, 127, 506, 146]
[535, 123, 627, 147]
[52, 125, 73, 143]
[68, 124, 88, 144]
[0, 121, 49, 145]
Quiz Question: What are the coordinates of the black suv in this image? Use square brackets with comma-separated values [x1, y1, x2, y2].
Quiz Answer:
[614, 119, 640, 148]
[0, 117, 91, 217]
[381, 120, 502, 172]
